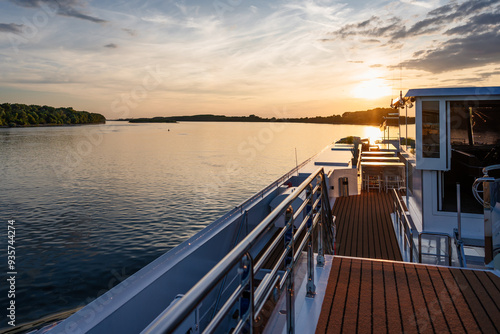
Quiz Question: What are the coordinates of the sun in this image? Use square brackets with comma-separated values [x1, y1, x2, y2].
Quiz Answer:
[351, 78, 392, 100]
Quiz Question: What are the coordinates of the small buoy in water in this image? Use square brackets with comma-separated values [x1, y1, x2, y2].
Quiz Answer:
[168, 129, 170, 131]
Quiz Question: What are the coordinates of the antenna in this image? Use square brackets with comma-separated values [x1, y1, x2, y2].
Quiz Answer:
[295, 148, 298, 172]
[399, 48, 403, 93]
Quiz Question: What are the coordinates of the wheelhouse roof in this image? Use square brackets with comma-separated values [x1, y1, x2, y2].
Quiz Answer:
[405, 86, 500, 98]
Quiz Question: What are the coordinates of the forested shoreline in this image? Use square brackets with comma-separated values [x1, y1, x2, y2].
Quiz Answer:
[118, 108, 415, 126]
[0, 103, 106, 127]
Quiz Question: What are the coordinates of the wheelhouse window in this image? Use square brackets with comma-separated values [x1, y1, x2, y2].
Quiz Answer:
[441, 100, 500, 213]
[422, 101, 440, 158]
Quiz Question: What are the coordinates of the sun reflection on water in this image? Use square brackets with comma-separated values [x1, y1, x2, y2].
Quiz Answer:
[363, 126, 383, 145]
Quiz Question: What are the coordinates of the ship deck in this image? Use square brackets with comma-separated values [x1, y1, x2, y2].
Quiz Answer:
[316, 191, 500, 333]
[261, 192, 500, 334]
[333, 191, 402, 261]
[316, 256, 500, 333]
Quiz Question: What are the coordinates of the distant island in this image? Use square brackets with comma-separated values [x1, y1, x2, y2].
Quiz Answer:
[117, 108, 415, 126]
[0, 103, 106, 127]
[129, 117, 177, 123]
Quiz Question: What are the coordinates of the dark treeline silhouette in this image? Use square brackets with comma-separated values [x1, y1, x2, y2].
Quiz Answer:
[0, 103, 106, 127]
[119, 108, 414, 125]
[288, 108, 415, 126]
[129, 117, 176, 123]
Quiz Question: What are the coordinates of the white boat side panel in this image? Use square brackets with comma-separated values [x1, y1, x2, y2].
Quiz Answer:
[411, 167, 423, 225]
[407, 195, 423, 231]
[421, 170, 484, 239]
[331, 168, 359, 197]
[298, 144, 358, 198]
[314, 147, 352, 166]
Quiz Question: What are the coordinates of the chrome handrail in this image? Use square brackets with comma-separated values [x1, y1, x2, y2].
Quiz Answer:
[453, 228, 466, 268]
[391, 189, 417, 262]
[418, 232, 452, 266]
[472, 164, 500, 264]
[142, 167, 335, 334]
[472, 164, 500, 206]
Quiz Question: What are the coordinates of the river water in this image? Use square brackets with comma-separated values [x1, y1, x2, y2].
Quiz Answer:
[0, 121, 383, 328]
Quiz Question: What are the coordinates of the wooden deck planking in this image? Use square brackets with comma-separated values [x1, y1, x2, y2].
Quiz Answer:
[451, 268, 498, 333]
[357, 260, 373, 334]
[393, 263, 419, 334]
[384, 193, 404, 260]
[425, 266, 464, 333]
[332, 192, 402, 261]
[437, 266, 481, 333]
[316, 257, 500, 334]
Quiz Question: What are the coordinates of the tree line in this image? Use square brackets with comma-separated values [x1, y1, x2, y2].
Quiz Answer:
[285, 108, 414, 126]
[0, 103, 106, 127]
[120, 108, 415, 126]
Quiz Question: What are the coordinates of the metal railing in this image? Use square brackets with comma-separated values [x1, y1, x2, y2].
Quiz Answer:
[142, 167, 336, 334]
[453, 228, 466, 268]
[392, 189, 418, 262]
[472, 164, 500, 264]
[418, 232, 452, 266]
[454, 183, 466, 268]
[392, 190, 453, 266]
[472, 164, 500, 206]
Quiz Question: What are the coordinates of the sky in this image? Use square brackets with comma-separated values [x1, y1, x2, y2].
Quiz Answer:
[0, 0, 499, 119]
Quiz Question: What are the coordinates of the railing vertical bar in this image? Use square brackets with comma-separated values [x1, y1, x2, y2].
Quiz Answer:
[418, 234, 422, 263]
[285, 206, 295, 334]
[248, 254, 254, 334]
[306, 185, 316, 298]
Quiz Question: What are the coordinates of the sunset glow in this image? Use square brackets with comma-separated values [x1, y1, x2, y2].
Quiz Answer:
[363, 126, 384, 146]
[351, 79, 393, 100]
[0, 1, 499, 118]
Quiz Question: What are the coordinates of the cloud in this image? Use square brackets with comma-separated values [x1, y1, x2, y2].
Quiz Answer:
[332, 16, 404, 41]
[325, 0, 500, 73]
[328, 0, 499, 42]
[104, 43, 117, 48]
[361, 39, 381, 44]
[402, 0, 499, 38]
[398, 31, 500, 73]
[478, 70, 500, 79]
[0, 23, 24, 33]
[400, 0, 435, 9]
[397, 0, 500, 73]
[9, 0, 106, 23]
[445, 12, 500, 35]
[122, 28, 136, 36]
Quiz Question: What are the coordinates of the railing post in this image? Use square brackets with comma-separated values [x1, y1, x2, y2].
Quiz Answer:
[306, 242, 316, 298]
[447, 236, 452, 267]
[456, 183, 462, 240]
[239, 254, 254, 334]
[418, 234, 422, 263]
[409, 229, 414, 262]
[285, 206, 295, 334]
[317, 175, 325, 267]
[286, 273, 294, 334]
[306, 185, 316, 298]
[484, 181, 494, 264]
